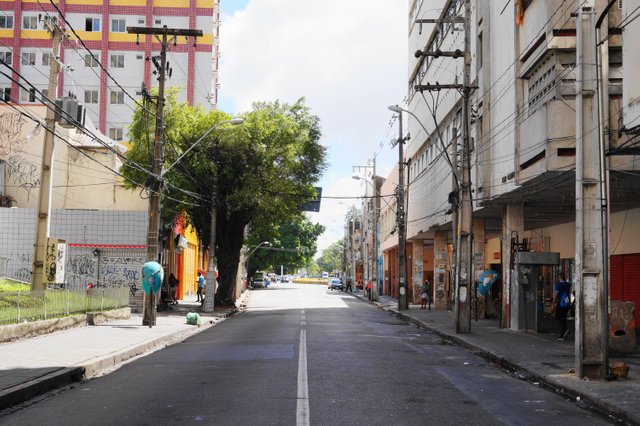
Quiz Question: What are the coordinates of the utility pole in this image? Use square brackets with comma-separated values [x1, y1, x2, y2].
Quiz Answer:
[395, 111, 408, 310]
[32, 17, 63, 291]
[128, 26, 202, 325]
[575, 1, 607, 380]
[372, 157, 378, 302]
[454, 0, 473, 333]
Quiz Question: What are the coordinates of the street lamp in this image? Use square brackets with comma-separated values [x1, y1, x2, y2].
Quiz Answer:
[352, 175, 379, 301]
[388, 105, 408, 310]
[247, 241, 270, 288]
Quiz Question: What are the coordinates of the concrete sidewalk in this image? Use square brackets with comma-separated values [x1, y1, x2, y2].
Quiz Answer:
[352, 290, 640, 425]
[0, 294, 242, 411]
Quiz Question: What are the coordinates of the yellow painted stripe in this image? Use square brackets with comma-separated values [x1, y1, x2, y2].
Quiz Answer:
[109, 33, 139, 43]
[110, 0, 146, 5]
[0, 29, 12, 38]
[66, 0, 103, 4]
[20, 30, 49, 40]
[196, 0, 213, 8]
[70, 31, 102, 41]
[153, 0, 189, 7]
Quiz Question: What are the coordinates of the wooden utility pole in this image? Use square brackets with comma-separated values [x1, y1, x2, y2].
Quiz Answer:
[127, 26, 202, 325]
[454, 0, 473, 333]
[32, 17, 63, 291]
[575, 2, 607, 379]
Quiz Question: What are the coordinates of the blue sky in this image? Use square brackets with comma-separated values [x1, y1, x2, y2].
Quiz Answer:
[216, 0, 408, 252]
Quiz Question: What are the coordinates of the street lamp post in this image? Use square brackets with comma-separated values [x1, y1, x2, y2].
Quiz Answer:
[388, 105, 408, 310]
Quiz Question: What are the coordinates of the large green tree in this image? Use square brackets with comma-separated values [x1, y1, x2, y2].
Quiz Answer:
[317, 239, 344, 275]
[246, 213, 324, 277]
[123, 94, 327, 304]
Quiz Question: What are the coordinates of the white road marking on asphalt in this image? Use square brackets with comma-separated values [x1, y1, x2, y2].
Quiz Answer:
[296, 329, 310, 426]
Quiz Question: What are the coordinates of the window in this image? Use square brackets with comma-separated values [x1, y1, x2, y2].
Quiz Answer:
[85, 17, 100, 32]
[20, 87, 37, 103]
[22, 16, 38, 30]
[0, 87, 11, 102]
[154, 19, 162, 25]
[138, 18, 145, 25]
[0, 51, 12, 65]
[39, 89, 48, 104]
[0, 15, 13, 29]
[21, 52, 36, 66]
[110, 90, 124, 104]
[110, 54, 124, 68]
[84, 54, 99, 68]
[109, 127, 124, 141]
[84, 90, 98, 104]
[42, 52, 50, 66]
[111, 18, 126, 33]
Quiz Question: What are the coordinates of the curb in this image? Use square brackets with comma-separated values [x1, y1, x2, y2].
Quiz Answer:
[0, 307, 238, 411]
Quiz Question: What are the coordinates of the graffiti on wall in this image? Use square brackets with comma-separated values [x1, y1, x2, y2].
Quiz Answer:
[0, 112, 28, 158]
[65, 253, 145, 293]
[6, 156, 40, 200]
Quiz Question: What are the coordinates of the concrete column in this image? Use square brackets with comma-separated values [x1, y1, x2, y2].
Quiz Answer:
[472, 217, 486, 319]
[434, 231, 449, 310]
[502, 203, 523, 329]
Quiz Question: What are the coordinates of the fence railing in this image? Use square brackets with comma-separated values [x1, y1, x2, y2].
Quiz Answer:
[0, 286, 130, 326]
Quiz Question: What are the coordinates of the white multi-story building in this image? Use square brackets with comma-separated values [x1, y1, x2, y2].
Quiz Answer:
[373, 0, 640, 333]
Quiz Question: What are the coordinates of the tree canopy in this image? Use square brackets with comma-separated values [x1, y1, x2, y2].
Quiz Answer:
[123, 93, 327, 304]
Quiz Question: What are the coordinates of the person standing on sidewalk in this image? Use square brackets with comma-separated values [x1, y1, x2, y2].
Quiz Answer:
[196, 272, 205, 302]
[420, 280, 431, 310]
[553, 273, 572, 340]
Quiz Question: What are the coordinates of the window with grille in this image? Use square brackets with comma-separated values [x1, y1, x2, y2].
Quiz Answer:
[110, 91, 124, 104]
[0, 87, 11, 102]
[22, 16, 38, 30]
[42, 52, 50, 66]
[84, 90, 98, 104]
[110, 54, 124, 68]
[0, 51, 11, 65]
[20, 88, 37, 103]
[21, 52, 36, 66]
[109, 127, 124, 141]
[0, 15, 13, 29]
[84, 54, 100, 68]
[85, 17, 100, 32]
[111, 18, 126, 33]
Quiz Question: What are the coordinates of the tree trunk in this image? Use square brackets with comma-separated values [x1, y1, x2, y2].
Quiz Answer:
[214, 210, 250, 306]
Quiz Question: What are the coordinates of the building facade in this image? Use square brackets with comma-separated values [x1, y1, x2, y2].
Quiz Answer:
[0, 0, 219, 140]
[366, 0, 640, 333]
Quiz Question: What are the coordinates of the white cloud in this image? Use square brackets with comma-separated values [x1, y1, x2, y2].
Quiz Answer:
[219, 0, 407, 253]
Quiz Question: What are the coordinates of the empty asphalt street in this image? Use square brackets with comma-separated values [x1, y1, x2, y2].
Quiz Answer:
[1, 283, 611, 425]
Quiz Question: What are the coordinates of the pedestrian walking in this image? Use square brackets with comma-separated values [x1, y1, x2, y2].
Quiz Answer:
[553, 273, 572, 340]
[345, 278, 353, 293]
[421, 280, 431, 310]
[196, 272, 205, 302]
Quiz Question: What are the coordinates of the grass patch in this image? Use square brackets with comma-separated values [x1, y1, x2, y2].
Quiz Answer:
[0, 279, 30, 292]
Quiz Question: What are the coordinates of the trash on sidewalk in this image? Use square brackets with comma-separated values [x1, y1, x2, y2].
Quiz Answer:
[186, 312, 201, 326]
[611, 361, 630, 379]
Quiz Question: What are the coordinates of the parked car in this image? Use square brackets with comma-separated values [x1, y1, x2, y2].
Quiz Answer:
[328, 277, 343, 290]
[251, 272, 267, 288]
